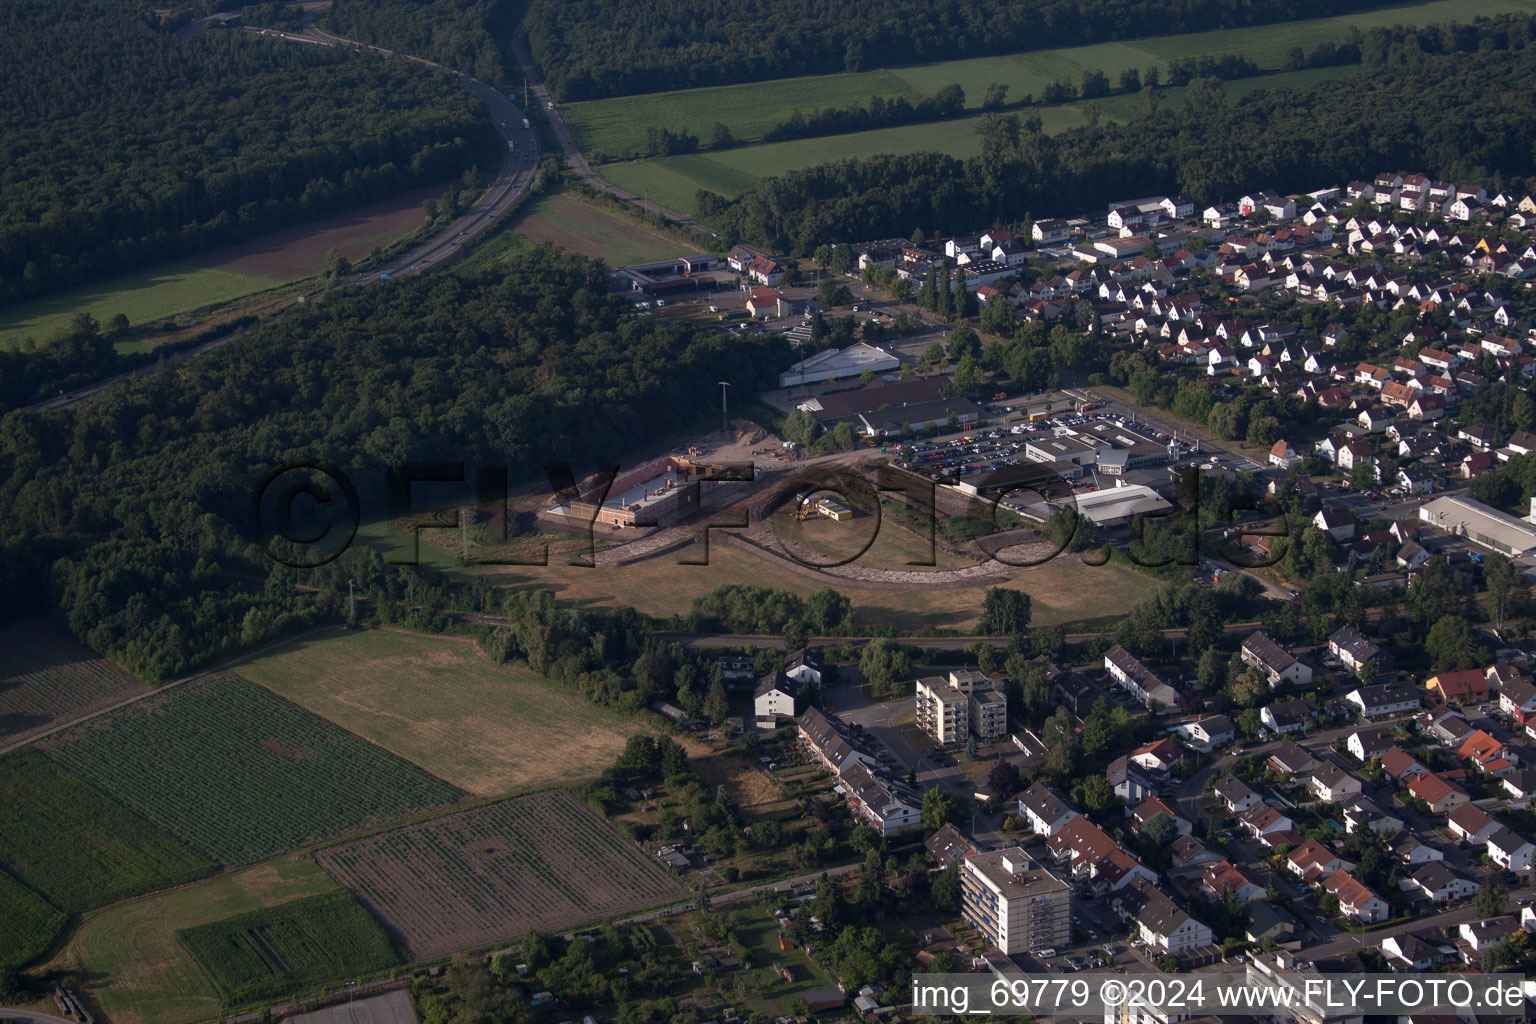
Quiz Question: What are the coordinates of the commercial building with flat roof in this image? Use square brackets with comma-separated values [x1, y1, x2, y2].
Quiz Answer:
[1419, 494, 1536, 557]
[778, 342, 900, 388]
[960, 847, 1071, 954]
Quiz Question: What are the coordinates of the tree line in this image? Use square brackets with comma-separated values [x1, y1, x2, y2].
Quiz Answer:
[0, 248, 790, 680]
[524, 0, 1392, 101]
[322, 0, 515, 83]
[698, 20, 1536, 255]
[0, 0, 502, 309]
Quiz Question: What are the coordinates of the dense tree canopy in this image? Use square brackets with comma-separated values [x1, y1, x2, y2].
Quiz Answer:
[0, 0, 501, 308]
[700, 28, 1536, 253]
[525, 0, 1390, 100]
[323, 0, 514, 83]
[0, 249, 789, 679]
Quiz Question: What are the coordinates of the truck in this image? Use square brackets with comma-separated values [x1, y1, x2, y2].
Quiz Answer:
[507, 140, 515, 152]
[521, 117, 530, 129]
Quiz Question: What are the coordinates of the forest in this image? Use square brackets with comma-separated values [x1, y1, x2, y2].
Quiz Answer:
[699, 21, 1536, 254]
[0, 0, 501, 308]
[0, 248, 790, 681]
[524, 0, 1389, 100]
[322, 0, 515, 84]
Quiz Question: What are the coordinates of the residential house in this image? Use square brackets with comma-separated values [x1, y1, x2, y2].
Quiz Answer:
[840, 760, 920, 834]
[1310, 759, 1364, 803]
[1459, 917, 1520, 956]
[1130, 738, 1182, 774]
[1018, 781, 1079, 838]
[798, 706, 874, 777]
[1261, 698, 1317, 737]
[1131, 795, 1191, 835]
[1346, 725, 1397, 763]
[1342, 794, 1402, 835]
[1345, 682, 1419, 718]
[1380, 746, 1428, 782]
[1324, 870, 1389, 922]
[1447, 802, 1498, 844]
[754, 673, 800, 724]
[1268, 741, 1320, 775]
[1214, 775, 1262, 815]
[1175, 715, 1236, 754]
[1394, 836, 1444, 867]
[1408, 861, 1476, 904]
[1315, 507, 1358, 542]
[1459, 729, 1517, 776]
[1125, 878, 1213, 953]
[1486, 826, 1535, 873]
[1203, 860, 1265, 903]
[1381, 932, 1450, 971]
[1245, 901, 1299, 946]
[784, 648, 824, 686]
[1241, 631, 1314, 688]
[925, 822, 977, 868]
[1289, 838, 1345, 882]
[1409, 772, 1470, 815]
[1103, 645, 1178, 710]
[1241, 803, 1294, 840]
[1106, 755, 1157, 805]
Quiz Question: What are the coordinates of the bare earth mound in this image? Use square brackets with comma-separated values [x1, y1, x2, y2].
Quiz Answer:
[316, 790, 686, 958]
[0, 618, 142, 745]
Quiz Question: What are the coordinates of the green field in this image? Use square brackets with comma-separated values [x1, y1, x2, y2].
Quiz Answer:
[0, 868, 64, 969]
[55, 854, 338, 1024]
[0, 264, 282, 350]
[0, 749, 214, 913]
[39, 674, 465, 865]
[462, 191, 693, 270]
[565, 0, 1536, 158]
[177, 890, 402, 1004]
[600, 66, 1362, 216]
[561, 0, 1534, 156]
[235, 629, 647, 797]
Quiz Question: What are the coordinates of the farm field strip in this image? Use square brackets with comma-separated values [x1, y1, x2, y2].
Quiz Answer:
[177, 890, 402, 1004]
[38, 673, 465, 866]
[234, 629, 645, 797]
[560, 0, 1533, 156]
[0, 867, 64, 970]
[0, 748, 214, 913]
[0, 618, 146, 744]
[596, 66, 1362, 212]
[462, 192, 694, 269]
[315, 790, 686, 959]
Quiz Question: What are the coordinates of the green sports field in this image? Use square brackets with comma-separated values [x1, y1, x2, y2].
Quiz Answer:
[561, 0, 1535, 157]
[599, 65, 1362, 217]
[0, 264, 282, 350]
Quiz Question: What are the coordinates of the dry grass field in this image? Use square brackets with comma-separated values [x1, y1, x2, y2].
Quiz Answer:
[316, 791, 686, 958]
[235, 629, 645, 796]
[45, 855, 337, 1024]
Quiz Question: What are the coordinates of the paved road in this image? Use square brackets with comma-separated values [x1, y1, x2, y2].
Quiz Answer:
[32, 6, 540, 414]
[506, 30, 710, 233]
[0, 1010, 76, 1024]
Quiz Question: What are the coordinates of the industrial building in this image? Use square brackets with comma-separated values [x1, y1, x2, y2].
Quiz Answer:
[550, 456, 737, 528]
[778, 342, 900, 389]
[1418, 494, 1536, 557]
[959, 848, 1071, 955]
[915, 668, 1008, 743]
[1023, 483, 1173, 528]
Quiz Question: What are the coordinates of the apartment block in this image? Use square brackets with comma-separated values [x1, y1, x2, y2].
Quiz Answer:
[960, 847, 1070, 955]
[915, 668, 1008, 743]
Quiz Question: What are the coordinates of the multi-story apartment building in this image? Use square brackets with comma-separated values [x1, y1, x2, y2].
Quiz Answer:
[959, 847, 1070, 955]
[915, 669, 1008, 743]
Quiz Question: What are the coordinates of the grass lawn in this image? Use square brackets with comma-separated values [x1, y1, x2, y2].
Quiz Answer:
[463, 191, 694, 270]
[598, 65, 1362, 211]
[561, 0, 1533, 156]
[732, 906, 837, 1014]
[233, 629, 646, 797]
[45, 854, 337, 1024]
[0, 264, 283, 350]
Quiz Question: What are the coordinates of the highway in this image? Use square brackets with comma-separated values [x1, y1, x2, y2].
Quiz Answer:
[0, 1011, 76, 1024]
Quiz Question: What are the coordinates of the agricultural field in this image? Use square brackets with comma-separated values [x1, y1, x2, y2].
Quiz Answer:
[315, 790, 687, 959]
[0, 749, 213, 913]
[0, 868, 64, 970]
[0, 264, 282, 350]
[38, 674, 464, 865]
[49, 854, 338, 1024]
[597, 66, 1362, 217]
[235, 629, 646, 797]
[177, 890, 402, 1004]
[462, 192, 693, 269]
[0, 618, 145, 746]
[562, 0, 1534, 156]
